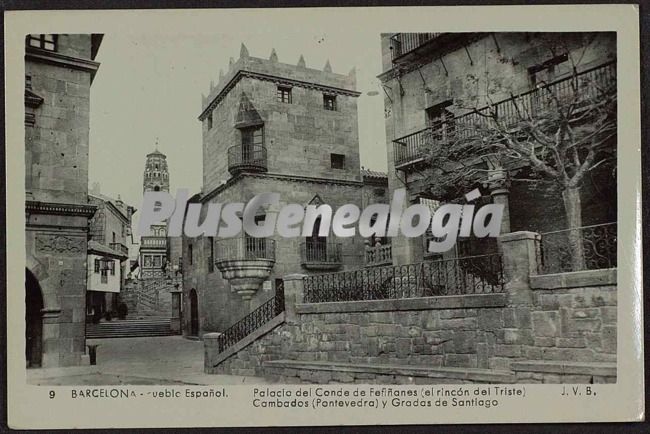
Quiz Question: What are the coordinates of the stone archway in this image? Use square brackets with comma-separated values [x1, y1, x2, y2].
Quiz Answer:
[25, 269, 44, 368]
[189, 289, 199, 337]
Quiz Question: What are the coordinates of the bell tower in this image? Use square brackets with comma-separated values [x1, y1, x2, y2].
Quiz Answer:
[139, 141, 170, 279]
[143, 141, 169, 193]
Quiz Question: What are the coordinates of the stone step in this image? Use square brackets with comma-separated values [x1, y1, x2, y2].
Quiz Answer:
[86, 318, 176, 339]
[262, 359, 516, 384]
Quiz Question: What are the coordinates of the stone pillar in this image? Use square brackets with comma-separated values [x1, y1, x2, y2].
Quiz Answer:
[282, 274, 306, 324]
[498, 231, 540, 306]
[487, 168, 511, 234]
[40, 309, 61, 368]
[170, 291, 181, 333]
[203, 332, 222, 373]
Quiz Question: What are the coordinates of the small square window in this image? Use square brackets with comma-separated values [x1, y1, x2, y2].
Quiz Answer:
[331, 153, 345, 169]
[277, 86, 292, 103]
[26, 34, 57, 52]
[323, 94, 337, 111]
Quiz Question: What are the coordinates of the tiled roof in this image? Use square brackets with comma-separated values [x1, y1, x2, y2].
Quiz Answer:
[361, 168, 388, 180]
[88, 240, 127, 259]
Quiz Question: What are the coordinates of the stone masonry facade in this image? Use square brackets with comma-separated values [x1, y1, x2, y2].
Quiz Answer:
[183, 46, 387, 336]
[206, 232, 616, 384]
[379, 32, 617, 266]
[25, 34, 102, 367]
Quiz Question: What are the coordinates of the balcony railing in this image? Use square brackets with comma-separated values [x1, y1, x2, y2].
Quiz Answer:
[227, 144, 268, 175]
[216, 281, 285, 354]
[390, 33, 443, 61]
[300, 241, 342, 270]
[365, 244, 392, 267]
[538, 222, 616, 274]
[141, 236, 166, 248]
[393, 61, 616, 169]
[215, 237, 275, 262]
[109, 242, 129, 256]
[304, 254, 504, 303]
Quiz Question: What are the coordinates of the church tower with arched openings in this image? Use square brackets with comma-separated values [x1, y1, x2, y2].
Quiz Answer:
[139, 143, 170, 279]
[143, 146, 169, 193]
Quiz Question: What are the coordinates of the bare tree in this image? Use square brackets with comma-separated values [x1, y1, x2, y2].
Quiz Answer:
[419, 38, 616, 269]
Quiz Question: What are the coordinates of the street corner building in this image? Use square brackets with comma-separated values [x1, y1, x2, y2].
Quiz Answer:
[182, 44, 388, 337]
[24, 34, 104, 367]
[194, 34, 618, 385]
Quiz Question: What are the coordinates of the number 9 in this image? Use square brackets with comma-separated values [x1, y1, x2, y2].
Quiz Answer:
[49, 390, 55, 399]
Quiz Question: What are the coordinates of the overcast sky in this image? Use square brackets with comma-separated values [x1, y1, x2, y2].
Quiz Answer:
[88, 31, 388, 211]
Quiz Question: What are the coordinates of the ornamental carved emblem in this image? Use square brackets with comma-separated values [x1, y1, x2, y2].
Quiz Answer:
[36, 235, 84, 255]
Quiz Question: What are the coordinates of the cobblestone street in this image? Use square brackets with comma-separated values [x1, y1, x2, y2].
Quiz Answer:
[27, 336, 272, 386]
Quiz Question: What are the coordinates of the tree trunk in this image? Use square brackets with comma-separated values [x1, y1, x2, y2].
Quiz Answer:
[562, 186, 586, 271]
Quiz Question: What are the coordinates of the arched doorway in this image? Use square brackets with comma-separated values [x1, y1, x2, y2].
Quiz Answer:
[26, 269, 44, 368]
[189, 289, 199, 337]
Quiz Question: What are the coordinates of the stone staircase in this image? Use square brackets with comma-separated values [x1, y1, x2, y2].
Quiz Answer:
[86, 317, 176, 339]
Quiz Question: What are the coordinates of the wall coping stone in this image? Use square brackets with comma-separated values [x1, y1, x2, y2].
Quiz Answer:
[264, 360, 516, 383]
[284, 274, 307, 282]
[511, 360, 616, 377]
[498, 231, 541, 243]
[296, 293, 506, 314]
[209, 313, 285, 368]
[530, 268, 616, 290]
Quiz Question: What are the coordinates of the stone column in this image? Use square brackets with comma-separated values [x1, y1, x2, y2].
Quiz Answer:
[170, 291, 181, 333]
[40, 308, 61, 368]
[282, 274, 306, 324]
[498, 231, 540, 306]
[203, 332, 222, 373]
[486, 169, 511, 234]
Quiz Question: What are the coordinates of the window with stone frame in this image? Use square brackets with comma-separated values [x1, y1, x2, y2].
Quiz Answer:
[241, 125, 264, 158]
[207, 111, 213, 130]
[26, 34, 57, 51]
[425, 100, 455, 143]
[330, 153, 345, 169]
[323, 94, 337, 111]
[94, 259, 101, 273]
[277, 86, 292, 103]
[207, 237, 214, 273]
[188, 244, 193, 265]
[528, 53, 570, 87]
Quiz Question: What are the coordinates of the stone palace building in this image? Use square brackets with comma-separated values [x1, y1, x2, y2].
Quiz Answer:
[181, 45, 387, 337]
[25, 34, 103, 367]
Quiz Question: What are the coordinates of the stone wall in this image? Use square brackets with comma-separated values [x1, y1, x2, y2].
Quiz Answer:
[182, 174, 367, 336]
[25, 35, 100, 367]
[379, 32, 617, 266]
[206, 232, 617, 384]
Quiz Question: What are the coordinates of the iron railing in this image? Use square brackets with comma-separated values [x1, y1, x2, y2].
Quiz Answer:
[141, 236, 166, 248]
[539, 222, 616, 274]
[216, 281, 285, 353]
[393, 61, 616, 169]
[300, 241, 342, 266]
[365, 244, 392, 267]
[214, 237, 275, 262]
[304, 254, 504, 303]
[227, 144, 267, 175]
[390, 33, 443, 61]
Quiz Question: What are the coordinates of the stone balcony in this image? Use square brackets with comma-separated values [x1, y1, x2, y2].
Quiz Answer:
[141, 236, 167, 248]
[364, 243, 392, 267]
[215, 237, 275, 300]
[227, 144, 267, 176]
